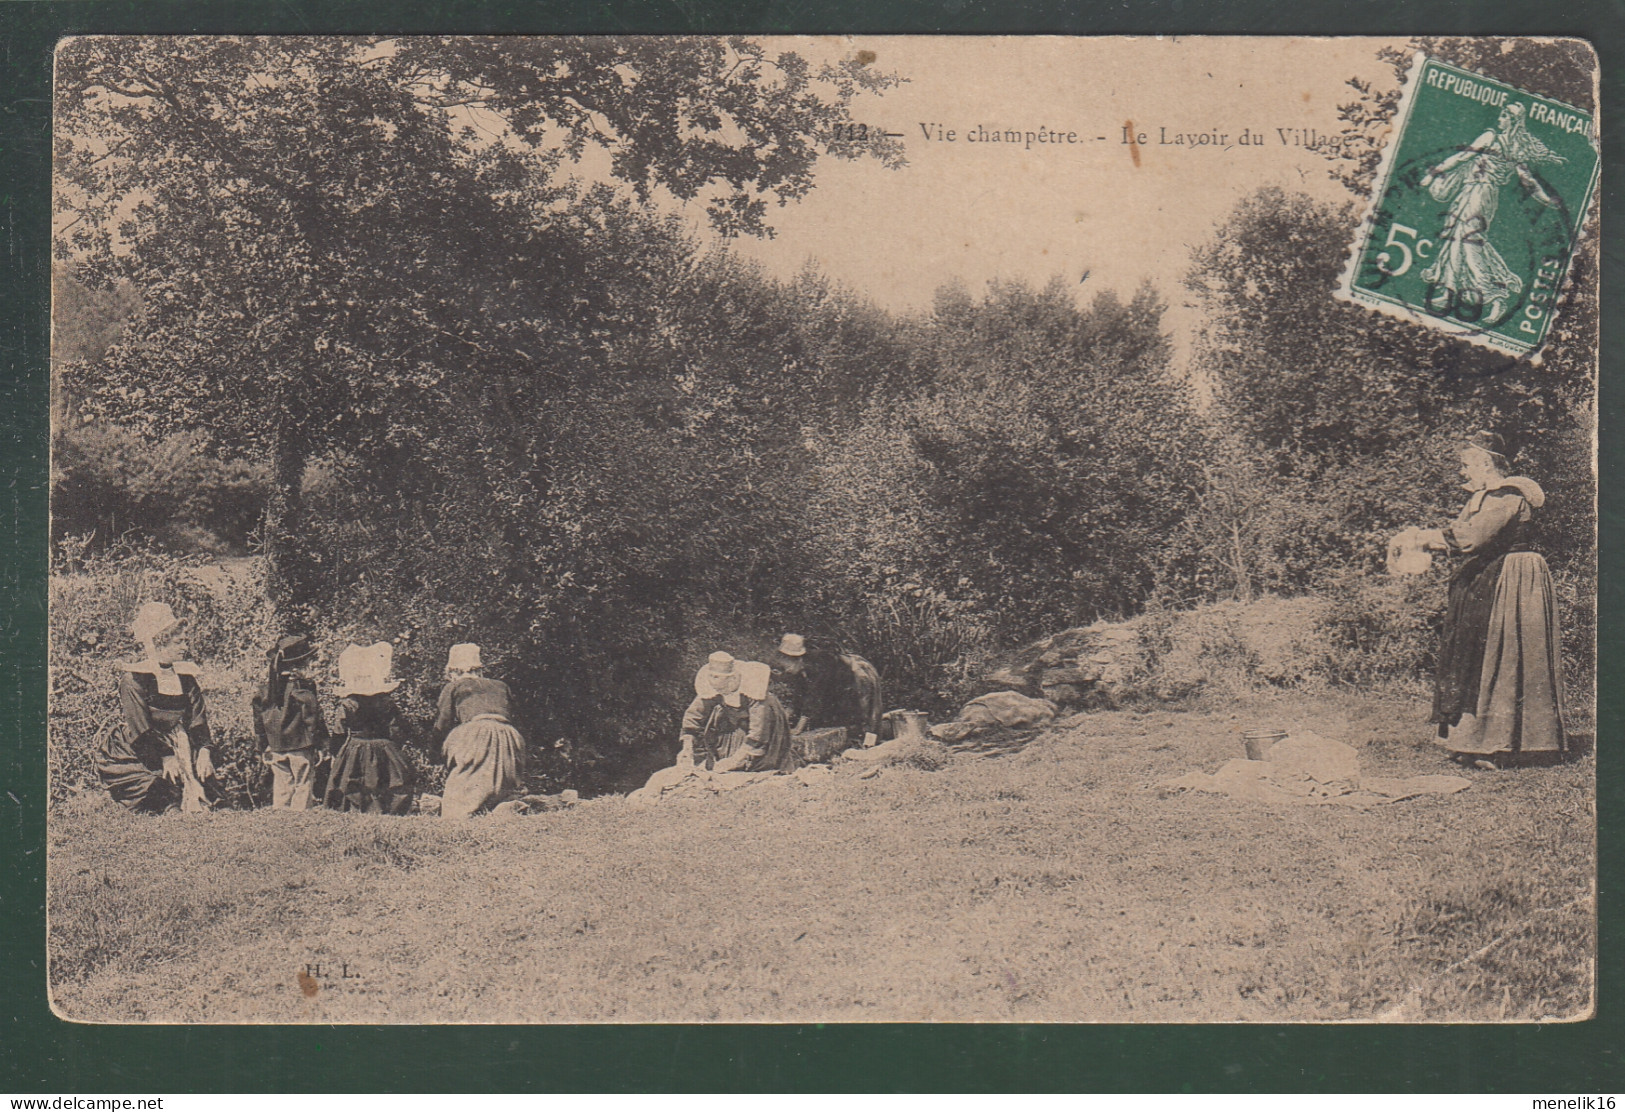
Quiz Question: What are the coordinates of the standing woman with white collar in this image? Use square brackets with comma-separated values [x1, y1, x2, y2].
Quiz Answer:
[1418, 430, 1567, 766]
[96, 602, 216, 812]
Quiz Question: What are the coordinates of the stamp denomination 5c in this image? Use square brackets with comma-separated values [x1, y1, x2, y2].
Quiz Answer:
[1337, 53, 1599, 356]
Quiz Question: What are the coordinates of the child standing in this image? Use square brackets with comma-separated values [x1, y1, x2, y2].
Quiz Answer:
[326, 642, 416, 815]
[251, 634, 329, 810]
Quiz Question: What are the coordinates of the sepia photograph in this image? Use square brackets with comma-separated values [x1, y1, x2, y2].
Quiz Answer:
[45, 34, 1598, 1024]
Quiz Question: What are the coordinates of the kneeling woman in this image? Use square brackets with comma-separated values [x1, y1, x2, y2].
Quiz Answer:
[1422, 431, 1566, 765]
[98, 602, 217, 812]
[678, 652, 798, 774]
[435, 644, 526, 819]
[326, 642, 415, 814]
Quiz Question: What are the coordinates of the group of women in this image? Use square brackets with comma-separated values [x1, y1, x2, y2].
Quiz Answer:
[671, 636, 886, 777]
[93, 429, 1572, 818]
[95, 613, 526, 818]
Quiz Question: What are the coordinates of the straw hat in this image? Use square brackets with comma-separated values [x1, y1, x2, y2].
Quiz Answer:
[776, 633, 808, 658]
[131, 602, 180, 645]
[337, 642, 400, 696]
[1461, 429, 1508, 466]
[446, 643, 482, 673]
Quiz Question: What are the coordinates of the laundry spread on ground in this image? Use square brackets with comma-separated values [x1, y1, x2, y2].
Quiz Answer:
[1160, 730, 1470, 809]
[928, 691, 1058, 743]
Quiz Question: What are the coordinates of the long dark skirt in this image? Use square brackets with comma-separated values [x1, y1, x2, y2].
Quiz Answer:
[1436, 552, 1566, 755]
[1432, 551, 1507, 728]
[96, 723, 199, 813]
[325, 736, 414, 815]
[98, 753, 182, 813]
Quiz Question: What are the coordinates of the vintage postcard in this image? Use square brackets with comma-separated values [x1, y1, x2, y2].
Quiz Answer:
[48, 35, 1597, 1023]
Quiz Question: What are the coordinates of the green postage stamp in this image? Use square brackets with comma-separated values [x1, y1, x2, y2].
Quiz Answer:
[1337, 53, 1599, 357]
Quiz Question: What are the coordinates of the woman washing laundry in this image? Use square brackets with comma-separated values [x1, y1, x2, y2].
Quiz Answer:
[434, 643, 527, 818]
[676, 651, 798, 775]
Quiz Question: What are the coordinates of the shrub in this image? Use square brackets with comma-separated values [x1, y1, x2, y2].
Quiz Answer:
[1549, 561, 1596, 725]
[1136, 595, 1333, 698]
[1315, 570, 1442, 692]
[51, 423, 268, 554]
[800, 280, 1205, 714]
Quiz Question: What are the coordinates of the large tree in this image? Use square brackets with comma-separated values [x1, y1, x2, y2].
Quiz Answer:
[54, 35, 901, 606]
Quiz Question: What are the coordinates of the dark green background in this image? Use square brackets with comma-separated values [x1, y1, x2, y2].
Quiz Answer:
[3, 0, 1620, 1093]
[1351, 56, 1599, 352]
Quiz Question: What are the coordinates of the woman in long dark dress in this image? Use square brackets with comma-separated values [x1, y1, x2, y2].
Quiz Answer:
[325, 641, 415, 814]
[97, 602, 218, 813]
[1421, 431, 1566, 766]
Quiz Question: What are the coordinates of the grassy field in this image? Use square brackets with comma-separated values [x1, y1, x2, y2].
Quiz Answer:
[48, 691, 1594, 1023]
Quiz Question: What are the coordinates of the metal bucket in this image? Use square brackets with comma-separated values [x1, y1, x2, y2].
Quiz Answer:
[1243, 729, 1288, 761]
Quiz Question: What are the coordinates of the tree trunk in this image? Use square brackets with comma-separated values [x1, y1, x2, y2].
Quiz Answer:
[264, 430, 310, 617]
[1228, 517, 1255, 603]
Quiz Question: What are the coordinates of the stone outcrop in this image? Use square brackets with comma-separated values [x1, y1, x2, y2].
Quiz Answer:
[981, 621, 1146, 708]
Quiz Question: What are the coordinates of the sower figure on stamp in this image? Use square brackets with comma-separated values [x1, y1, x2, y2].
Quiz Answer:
[772, 634, 883, 747]
[97, 602, 217, 813]
[1414, 430, 1566, 767]
[251, 634, 329, 811]
[1418, 102, 1565, 322]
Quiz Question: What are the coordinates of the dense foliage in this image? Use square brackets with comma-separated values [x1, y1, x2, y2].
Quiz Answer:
[55, 35, 901, 606]
[801, 280, 1204, 701]
[52, 424, 268, 553]
[1175, 27, 1598, 615]
[1174, 177, 1595, 693]
[51, 37, 1595, 797]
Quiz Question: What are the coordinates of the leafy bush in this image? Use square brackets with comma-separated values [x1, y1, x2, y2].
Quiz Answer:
[1136, 596, 1332, 699]
[1134, 579, 1437, 699]
[1176, 184, 1596, 696]
[802, 280, 1205, 714]
[51, 423, 268, 554]
[1315, 571, 1442, 692]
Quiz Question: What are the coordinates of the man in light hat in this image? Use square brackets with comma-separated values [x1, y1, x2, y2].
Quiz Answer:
[96, 602, 217, 812]
[773, 633, 883, 747]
